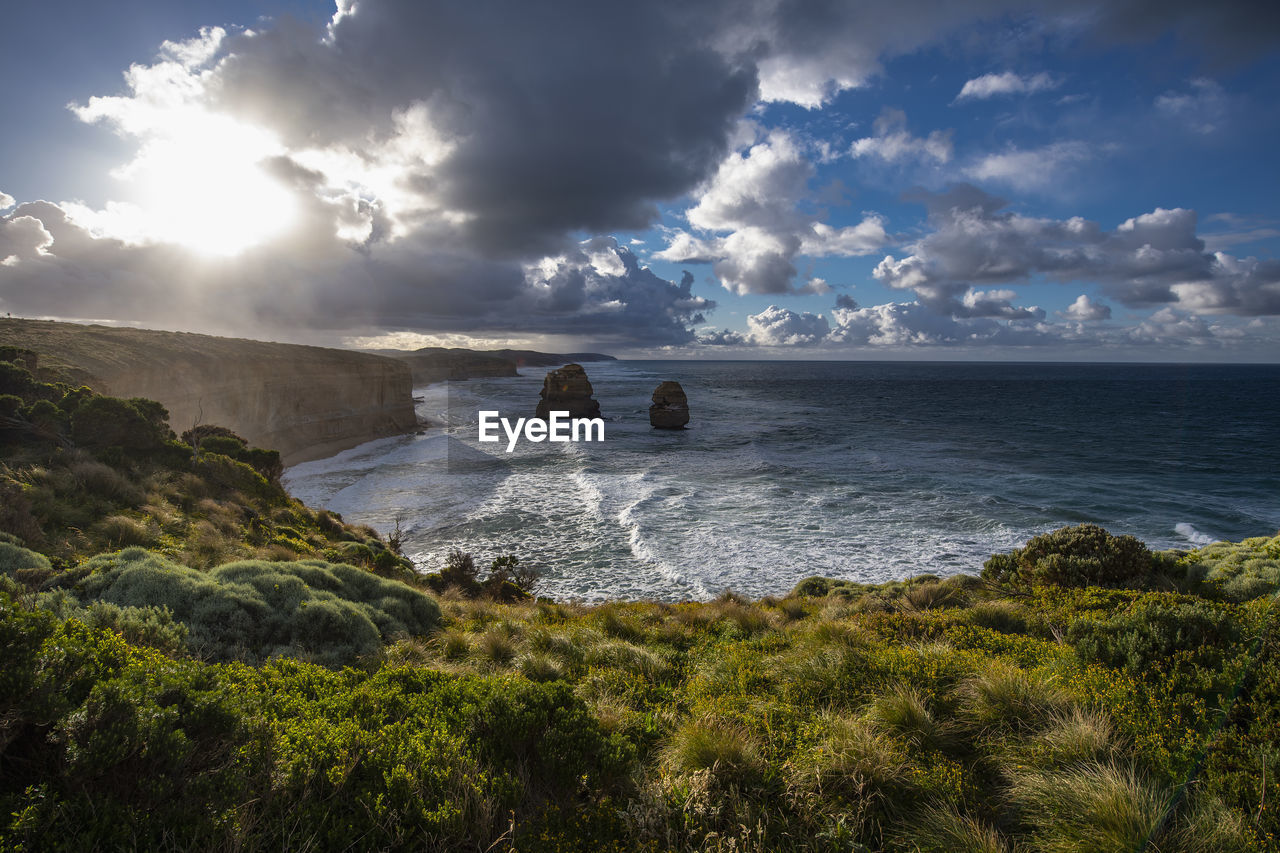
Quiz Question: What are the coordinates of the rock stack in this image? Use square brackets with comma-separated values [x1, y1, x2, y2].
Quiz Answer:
[535, 363, 602, 419]
[649, 381, 689, 429]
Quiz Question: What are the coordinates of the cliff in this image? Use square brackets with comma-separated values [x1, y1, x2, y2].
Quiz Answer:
[0, 319, 418, 465]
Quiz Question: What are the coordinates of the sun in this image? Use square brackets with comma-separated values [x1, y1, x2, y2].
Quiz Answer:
[109, 111, 299, 257]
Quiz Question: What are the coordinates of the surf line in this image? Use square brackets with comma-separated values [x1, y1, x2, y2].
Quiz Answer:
[478, 411, 605, 453]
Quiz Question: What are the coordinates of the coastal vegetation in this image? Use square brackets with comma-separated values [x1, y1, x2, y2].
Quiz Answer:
[1, 345, 1278, 851]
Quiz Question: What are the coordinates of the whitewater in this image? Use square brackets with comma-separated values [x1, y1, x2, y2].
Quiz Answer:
[283, 360, 1280, 601]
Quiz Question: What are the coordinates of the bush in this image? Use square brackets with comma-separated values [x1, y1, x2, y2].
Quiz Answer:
[0, 542, 52, 582]
[55, 549, 440, 666]
[982, 524, 1152, 588]
[195, 453, 279, 501]
[1187, 534, 1280, 601]
[70, 396, 173, 451]
[1067, 596, 1239, 674]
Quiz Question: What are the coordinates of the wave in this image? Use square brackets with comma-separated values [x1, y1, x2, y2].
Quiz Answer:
[1175, 522, 1219, 547]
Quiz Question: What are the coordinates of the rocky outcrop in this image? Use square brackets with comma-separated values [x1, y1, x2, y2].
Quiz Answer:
[535, 363, 601, 420]
[0, 319, 419, 466]
[649, 381, 690, 429]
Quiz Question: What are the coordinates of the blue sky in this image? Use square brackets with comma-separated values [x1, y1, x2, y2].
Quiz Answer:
[1, 0, 1278, 359]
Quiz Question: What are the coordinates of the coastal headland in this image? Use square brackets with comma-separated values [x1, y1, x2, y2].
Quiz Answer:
[0, 319, 417, 465]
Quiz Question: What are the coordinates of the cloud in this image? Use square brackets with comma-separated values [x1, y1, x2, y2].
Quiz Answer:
[6, 0, 1279, 350]
[0, 214, 55, 265]
[956, 71, 1059, 100]
[1087, 0, 1280, 61]
[0, 192, 14, 212]
[850, 109, 953, 164]
[0, 201, 712, 344]
[746, 304, 831, 345]
[873, 185, 1280, 317]
[1063, 294, 1111, 322]
[655, 131, 890, 295]
[697, 327, 751, 346]
[964, 142, 1092, 191]
[1154, 78, 1228, 134]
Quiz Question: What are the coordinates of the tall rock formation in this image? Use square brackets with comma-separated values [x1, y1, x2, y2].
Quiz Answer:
[535, 364, 601, 420]
[0, 319, 419, 465]
[649, 381, 690, 429]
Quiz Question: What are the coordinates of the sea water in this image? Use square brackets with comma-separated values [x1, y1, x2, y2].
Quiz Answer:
[283, 361, 1280, 601]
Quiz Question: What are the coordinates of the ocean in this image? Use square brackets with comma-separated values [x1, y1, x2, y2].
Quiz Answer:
[282, 361, 1280, 601]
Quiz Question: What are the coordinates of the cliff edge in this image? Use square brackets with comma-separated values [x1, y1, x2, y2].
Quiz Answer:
[0, 319, 418, 465]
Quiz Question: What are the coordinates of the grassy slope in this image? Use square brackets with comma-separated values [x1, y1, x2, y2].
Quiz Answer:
[2, 344, 1278, 851]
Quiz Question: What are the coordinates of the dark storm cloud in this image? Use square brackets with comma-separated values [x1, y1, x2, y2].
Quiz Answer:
[1089, 0, 1280, 61]
[214, 0, 757, 256]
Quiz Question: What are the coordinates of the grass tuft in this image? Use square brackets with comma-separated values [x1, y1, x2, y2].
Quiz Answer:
[661, 718, 764, 783]
[960, 662, 1075, 734]
[866, 683, 952, 752]
[1006, 762, 1169, 853]
[904, 802, 1009, 853]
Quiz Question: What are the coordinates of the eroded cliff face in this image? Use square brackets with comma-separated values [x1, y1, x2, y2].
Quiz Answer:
[0, 320, 418, 465]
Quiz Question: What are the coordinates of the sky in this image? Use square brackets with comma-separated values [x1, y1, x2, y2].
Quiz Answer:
[1, 0, 1278, 360]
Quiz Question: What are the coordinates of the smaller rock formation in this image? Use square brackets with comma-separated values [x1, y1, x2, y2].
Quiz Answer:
[536, 364, 602, 419]
[649, 381, 689, 429]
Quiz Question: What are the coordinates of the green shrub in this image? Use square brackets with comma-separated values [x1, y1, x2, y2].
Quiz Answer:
[0, 542, 52, 583]
[195, 453, 279, 501]
[70, 396, 173, 451]
[1068, 596, 1239, 674]
[983, 524, 1152, 588]
[57, 549, 440, 665]
[79, 602, 189, 655]
[1187, 534, 1280, 601]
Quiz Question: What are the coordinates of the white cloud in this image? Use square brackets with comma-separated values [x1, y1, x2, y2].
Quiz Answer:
[656, 131, 890, 295]
[0, 192, 14, 211]
[0, 215, 55, 265]
[686, 132, 813, 233]
[850, 109, 953, 164]
[1063, 294, 1111, 322]
[956, 71, 1059, 100]
[872, 186, 1280, 318]
[965, 141, 1092, 191]
[746, 304, 831, 345]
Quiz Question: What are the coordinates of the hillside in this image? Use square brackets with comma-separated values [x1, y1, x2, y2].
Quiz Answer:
[1, 343, 1277, 852]
[0, 319, 418, 465]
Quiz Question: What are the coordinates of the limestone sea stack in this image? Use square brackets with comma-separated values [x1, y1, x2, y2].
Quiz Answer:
[535, 363, 601, 420]
[649, 381, 689, 429]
